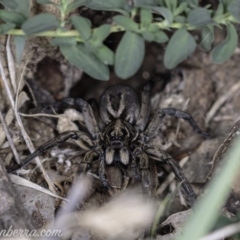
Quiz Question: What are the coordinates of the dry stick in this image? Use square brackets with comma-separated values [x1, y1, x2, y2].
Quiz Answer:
[206, 119, 240, 180]
[199, 222, 240, 240]
[157, 156, 189, 196]
[6, 36, 16, 94]
[205, 81, 240, 126]
[0, 57, 56, 193]
[0, 111, 20, 164]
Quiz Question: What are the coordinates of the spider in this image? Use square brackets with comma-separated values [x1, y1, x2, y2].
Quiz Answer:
[9, 83, 208, 205]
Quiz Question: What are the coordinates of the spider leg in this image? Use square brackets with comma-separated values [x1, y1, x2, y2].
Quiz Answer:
[146, 147, 196, 206]
[42, 97, 100, 140]
[98, 155, 110, 188]
[144, 108, 209, 139]
[135, 83, 152, 132]
[8, 130, 93, 173]
[138, 152, 151, 195]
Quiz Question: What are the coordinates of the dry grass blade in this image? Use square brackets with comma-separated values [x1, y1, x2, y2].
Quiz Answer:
[0, 56, 56, 194]
[205, 81, 240, 126]
[9, 174, 68, 201]
[0, 111, 20, 164]
[6, 36, 17, 94]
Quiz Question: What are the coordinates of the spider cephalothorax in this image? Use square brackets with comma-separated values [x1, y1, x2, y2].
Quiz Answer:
[9, 84, 208, 205]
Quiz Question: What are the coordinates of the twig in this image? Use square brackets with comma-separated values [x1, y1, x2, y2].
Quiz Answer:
[0, 111, 20, 164]
[205, 81, 240, 126]
[6, 36, 16, 94]
[199, 222, 240, 240]
[0, 56, 56, 193]
[207, 119, 240, 180]
[157, 156, 189, 195]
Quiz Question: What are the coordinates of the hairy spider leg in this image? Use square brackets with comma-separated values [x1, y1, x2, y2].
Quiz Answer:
[135, 82, 152, 132]
[8, 130, 93, 173]
[59, 98, 101, 140]
[144, 107, 209, 139]
[146, 147, 196, 206]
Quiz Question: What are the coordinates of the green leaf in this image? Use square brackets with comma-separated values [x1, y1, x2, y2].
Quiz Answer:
[86, 0, 125, 10]
[154, 30, 168, 43]
[176, 135, 240, 240]
[0, 10, 26, 25]
[95, 45, 114, 65]
[71, 15, 91, 41]
[214, 2, 224, 17]
[133, 0, 156, 6]
[142, 31, 155, 42]
[37, 0, 56, 5]
[219, 0, 232, 8]
[164, 28, 196, 69]
[50, 37, 77, 46]
[0, 0, 18, 9]
[228, 0, 240, 22]
[113, 15, 139, 32]
[14, 0, 30, 17]
[200, 25, 214, 51]
[174, 2, 187, 16]
[188, 7, 213, 26]
[174, 15, 187, 23]
[140, 9, 152, 28]
[0, 23, 15, 34]
[91, 24, 111, 47]
[115, 31, 145, 79]
[151, 7, 173, 24]
[14, 36, 26, 63]
[211, 23, 238, 64]
[22, 13, 59, 34]
[60, 44, 109, 80]
[148, 24, 159, 32]
[164, 0, 177, 12]
[66, 0, 89, 14]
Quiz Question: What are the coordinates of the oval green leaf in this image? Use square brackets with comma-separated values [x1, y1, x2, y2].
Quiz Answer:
[14, 36, 26, 63]
[113, 15, 138, 32]
[151, 7, 173, 24]
[66, 0, 89, 14]
[60, 44, 109, 80]
[140, 9, 152, 28]
[154, 30, 168, 43]
[71, 15, 91, 41]
[211, 23, 238, 64]
[91, 24, 111, 47]
[200, 25, 214, 51]
[0, 0, 18, 10]
[115, 31, 145, 79]
[15, 0, 30, 17]
[142, 31, 155, 42]
[0, 23, 15, 34]
[95, 45, 114, 65]
[0, 10, 26, 25]
[188, 7, 213, 26]
[50, 37, 77, 46]
[164, 28, 196, 69]
[22, 13, 59, 34]
[228, 0, 240, 22]
[86, 0, 125, 10]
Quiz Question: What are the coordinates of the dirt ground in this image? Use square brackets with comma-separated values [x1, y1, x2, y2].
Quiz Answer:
[1, 21, 240, 240]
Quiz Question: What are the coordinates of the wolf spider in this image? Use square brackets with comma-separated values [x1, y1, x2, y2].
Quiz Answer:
[9, 83, 208, 205]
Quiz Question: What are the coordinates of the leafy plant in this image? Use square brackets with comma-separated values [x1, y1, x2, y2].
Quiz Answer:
[0, 0, 239, 80]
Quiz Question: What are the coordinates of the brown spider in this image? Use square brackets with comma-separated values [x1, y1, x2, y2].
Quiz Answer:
[9, 83, 208, 205]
